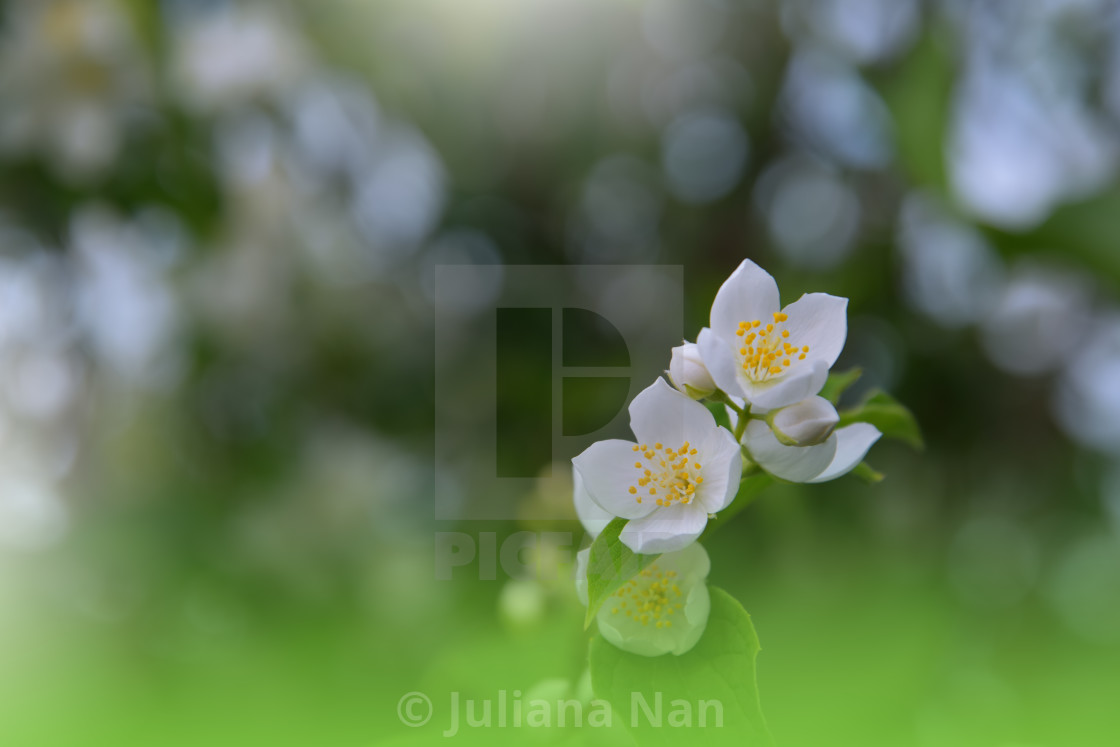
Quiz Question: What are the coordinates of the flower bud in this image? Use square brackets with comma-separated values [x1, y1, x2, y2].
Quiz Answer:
[667, 342, 716, 399]
[769, 396, 839, 446]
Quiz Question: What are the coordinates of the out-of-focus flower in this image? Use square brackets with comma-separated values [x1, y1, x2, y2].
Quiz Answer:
[572, 379, 740, 554]
[0, 471, 69, 553]
[661, 109, 749, 204]
[71, 207, 180, 386]
[1054, 312, 1120, 454]
[783, 0, 920, 65]
[754, 153, 861, 271]
[979, 263, 1093, 377]
[897, 194, 1004, 329]
[667, 341, 716, 399]
[498, 578, 547, 630]
[779, 47, 893, 169]
[946, 3, 1118, 230]
[698, 259, 847, 410]
[171, 4, 311, 113]
[0, 0, 152, 181]
[576, 541, 711, 657]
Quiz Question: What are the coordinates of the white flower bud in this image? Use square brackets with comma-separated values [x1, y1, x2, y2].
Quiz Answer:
[667, 342, 716, 399]
[769, 396, 839, 446]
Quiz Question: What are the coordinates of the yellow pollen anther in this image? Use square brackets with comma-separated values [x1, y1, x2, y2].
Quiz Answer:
[634, 462, 642, 468]
[629, 486, 637, 494]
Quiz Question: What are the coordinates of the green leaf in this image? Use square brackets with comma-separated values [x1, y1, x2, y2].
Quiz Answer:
[585, 518, 659, 628]
[819, 368, 862, 405]
[852, 461, 885, 483]
[705, 400, 732, 431]
[589, 586, 773, 746]
[839, 389, 924, 450]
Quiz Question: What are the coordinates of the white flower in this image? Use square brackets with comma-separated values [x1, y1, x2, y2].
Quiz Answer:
[575, 542, 711, 657]
[768, 395, 839, 446]
[698, 259, 848, 410]
[0, 0, 152, 181]
[171, 5, 310, 113]
[573, 468, 613, 539]
[667, 341, 717, 399]
[742, 417, 882, 483]
[572, 379, 741, 554]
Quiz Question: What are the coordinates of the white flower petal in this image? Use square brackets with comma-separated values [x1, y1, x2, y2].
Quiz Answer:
[598, 613, 666, 657]
[674, 583, 711, 655]
[668, 341, 716, 398]
[573, 468, 613, 538]
[698, 326, 748, 399]
[572, 439, 658, 520]
[628, 377, 718, 449]
[671, 541, 712, 581]
[781, 292, 848, 369]
[695, 426, 741, 513]
[745, 358, 829, 410]
[743, 419, 837, 482]
[593, 543, 712, 657]
[619, 502, 708, 554]
[807, 423, 882, 483]
[709, 259, 781, 339]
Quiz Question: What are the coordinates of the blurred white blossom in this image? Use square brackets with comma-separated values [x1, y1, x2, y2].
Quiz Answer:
[171, 3, 311, 113]
[0, 0, 152, 180]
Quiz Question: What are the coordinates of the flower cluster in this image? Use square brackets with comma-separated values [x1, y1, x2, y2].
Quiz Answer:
[573, 259, 884, 656]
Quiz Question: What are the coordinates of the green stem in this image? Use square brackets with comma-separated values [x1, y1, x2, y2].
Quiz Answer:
[709, 389, 745, 416]
[733, 408, 750, 441]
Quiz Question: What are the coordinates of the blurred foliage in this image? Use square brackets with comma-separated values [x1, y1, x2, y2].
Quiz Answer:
[0, 0, 1119, 745]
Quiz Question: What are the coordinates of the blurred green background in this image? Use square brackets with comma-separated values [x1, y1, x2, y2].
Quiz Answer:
[1, 0, 1120, 745]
